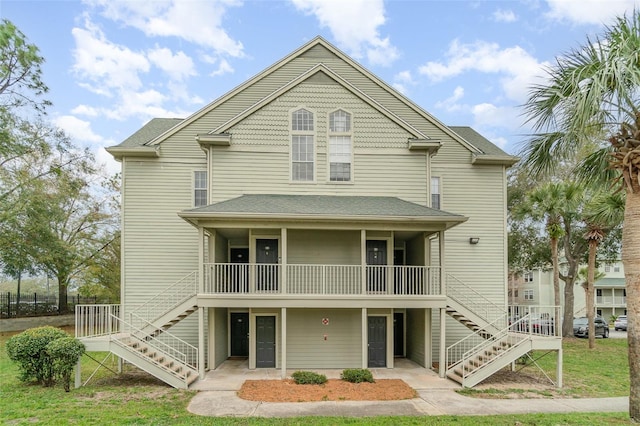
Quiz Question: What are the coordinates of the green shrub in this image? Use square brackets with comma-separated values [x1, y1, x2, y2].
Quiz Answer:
[6, 326, 69, 386]
[292, 370, 327, 385]
[341, 368, 374, 383]
[46, 337, 86, 391]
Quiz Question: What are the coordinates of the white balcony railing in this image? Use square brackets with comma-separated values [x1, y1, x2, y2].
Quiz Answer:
[596, 296, 627, 306]
[203, 263, 441, 296]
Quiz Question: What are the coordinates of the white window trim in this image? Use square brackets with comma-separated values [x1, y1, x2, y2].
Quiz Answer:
[430, 176, 441, 209]
[289, 106, 316, 183]
[326, 108, 354, 184]
[193, 170, 208, 207]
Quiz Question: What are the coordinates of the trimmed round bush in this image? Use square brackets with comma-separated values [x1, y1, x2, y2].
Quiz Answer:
[6, 326, 69, 386]
[46, 337, 86, 391]
[292, 370, 328, 385]
[341, 368, 375, 383]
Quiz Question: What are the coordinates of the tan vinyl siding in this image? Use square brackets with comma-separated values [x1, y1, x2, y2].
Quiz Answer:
[209, 83, 427, 204]
[406, 309, 426, 366]
[287, 309, 362, 368]
[121, 158, 204, 345]
[287, 230, 360, 265]
[214, 308, 228, 367]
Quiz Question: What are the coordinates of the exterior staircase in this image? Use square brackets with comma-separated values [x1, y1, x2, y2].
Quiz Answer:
[444, 275, 561, 388]
[76, 272, 200, 389]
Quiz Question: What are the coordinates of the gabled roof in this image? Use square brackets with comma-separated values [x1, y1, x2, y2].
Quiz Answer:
[140, 37, 479, 152]
[179, 194, 467, 229]
[211, 64, 427, 139]
[450, 126, 519, 166]
[106, 118, 182, 159]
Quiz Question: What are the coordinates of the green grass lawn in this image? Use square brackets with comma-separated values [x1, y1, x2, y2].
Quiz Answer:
[0, 329, 631, 425]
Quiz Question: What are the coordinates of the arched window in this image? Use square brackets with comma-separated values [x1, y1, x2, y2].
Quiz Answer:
[328, 110, 352, 182]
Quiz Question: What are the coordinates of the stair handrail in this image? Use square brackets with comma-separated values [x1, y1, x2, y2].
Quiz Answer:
[117, 311, 199, 372]
[446, 313, 509, 369]
[447, 315, 531, 383]
[130, 271, 198, 326]
[446, 274, 507, 326]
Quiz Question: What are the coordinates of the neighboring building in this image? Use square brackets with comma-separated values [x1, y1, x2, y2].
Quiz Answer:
[511, 261, 626, 320]
[77, 37, 559, 389]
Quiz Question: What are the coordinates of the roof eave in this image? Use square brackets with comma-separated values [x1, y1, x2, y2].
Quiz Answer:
[196, 133, 231, 147]
[472, 154, 519, 167]
[105, 146, 159, 161]
[408, 139, 442, 155]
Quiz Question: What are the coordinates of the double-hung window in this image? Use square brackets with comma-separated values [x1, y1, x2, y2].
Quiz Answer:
[194, 171, 207, 207]
[291, 108, 314, 182]
[328, 110, 352, 182]
[524, 289, 534, 300]
[431, 177, 441, 209]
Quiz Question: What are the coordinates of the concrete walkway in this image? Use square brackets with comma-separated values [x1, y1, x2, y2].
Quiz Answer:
[187, 359, 628, 418]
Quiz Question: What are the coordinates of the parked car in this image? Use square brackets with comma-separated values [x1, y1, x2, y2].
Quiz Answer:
[573, 316, 609, 338]
[614, 315, 628, 331]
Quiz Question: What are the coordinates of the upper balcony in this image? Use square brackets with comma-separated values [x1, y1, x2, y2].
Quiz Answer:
[199, 263, 444, 307]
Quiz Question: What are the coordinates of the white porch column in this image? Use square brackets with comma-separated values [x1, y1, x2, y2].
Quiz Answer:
[281, 307, 287, 378]
[439, 307, 446, 378]
[361, 308, 368, 368]
[557, 348, 563, 388]
[198, 307, 205, 379]
[425, 308, 432, 369]
[361, 230, 367, 294]
[281, 228, 288, 294]
[198, 226, 205, 293]
[74, 359, 82, 389]
[439, 230, 445, 295]
[208, 308, 215, 371]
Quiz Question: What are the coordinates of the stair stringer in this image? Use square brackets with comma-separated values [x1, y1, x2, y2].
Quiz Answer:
[446, 297, 503, 336]
[109, 335, 198, 389]
[136, 295, 198, 337]
[447, 333, 533, 388]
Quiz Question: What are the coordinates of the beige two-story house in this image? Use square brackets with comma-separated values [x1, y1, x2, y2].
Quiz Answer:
[76, 37, 561, 389]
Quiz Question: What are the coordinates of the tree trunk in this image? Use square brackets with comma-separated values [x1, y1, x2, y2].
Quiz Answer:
[16, 271, 21, 316]
[587, 239, 597, 349]
[562, 259, 579, 337]
[623, 190, 640, 421]
[57, 275, 68, 314]
[551, 237, 561, 307]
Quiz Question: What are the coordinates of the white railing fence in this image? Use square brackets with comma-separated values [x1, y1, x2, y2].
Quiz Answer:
[203, 263, 441, 295]
[446, 275, 507, 326]
[130, 271, 198, 327]
[508, 305, 562, 337]
[76, 304, 120, 338]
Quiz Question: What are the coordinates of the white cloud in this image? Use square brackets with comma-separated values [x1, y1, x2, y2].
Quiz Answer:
[545, 0, 639, 25]
[54, 115, 104, 145]
[210, 58, 234, 77]
[147, 47, 197, 81]
[85, 0, 244, 57]
[436, 86, 465, 112]
[493, 9, 517, 23]
[72, 20, 149, 93]
[71, 104, 99, 117]
[419, 40, 549, 103]
[471, 103, 523, 131]
[290, 0, 399, 66]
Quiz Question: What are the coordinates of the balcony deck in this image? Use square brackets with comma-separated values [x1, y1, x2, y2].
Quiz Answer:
[199, 263, 445, 308]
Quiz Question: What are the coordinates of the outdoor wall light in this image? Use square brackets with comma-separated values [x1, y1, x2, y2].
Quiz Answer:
[469, 237, 480, 245]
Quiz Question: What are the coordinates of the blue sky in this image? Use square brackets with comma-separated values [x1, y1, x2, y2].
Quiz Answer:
[3, 0, 639, 174]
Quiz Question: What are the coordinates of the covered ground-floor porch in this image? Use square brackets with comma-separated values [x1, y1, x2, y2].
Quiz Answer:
[190, 357, 459, 391]
[205, 306, 443, 377]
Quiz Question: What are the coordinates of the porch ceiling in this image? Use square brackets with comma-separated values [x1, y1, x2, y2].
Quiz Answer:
[179, 194, 468, 231]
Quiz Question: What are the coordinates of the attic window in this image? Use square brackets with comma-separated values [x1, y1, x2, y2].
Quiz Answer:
[291, 108, 315, 182]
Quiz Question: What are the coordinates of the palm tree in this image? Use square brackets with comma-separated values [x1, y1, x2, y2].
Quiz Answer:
[520, 11, 640, 419]
[583, 192, 625, 349]
[515, 181, 581, 336]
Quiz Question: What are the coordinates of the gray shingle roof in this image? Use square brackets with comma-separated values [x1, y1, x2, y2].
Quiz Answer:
[183, 194, 464, 219]
[449, 126, 513, 157]
[111, 118, 183, 148]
